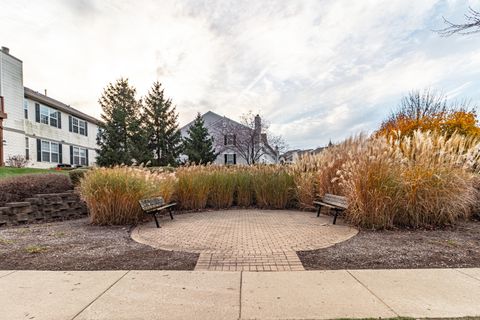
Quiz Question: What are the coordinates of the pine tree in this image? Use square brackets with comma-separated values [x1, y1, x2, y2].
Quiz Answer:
[96, 78, 145, 166]
[143, 82, 182, 166]
[182, 113, 217, 164]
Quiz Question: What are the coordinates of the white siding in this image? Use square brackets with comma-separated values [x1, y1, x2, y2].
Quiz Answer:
[1, 49, 100, 168]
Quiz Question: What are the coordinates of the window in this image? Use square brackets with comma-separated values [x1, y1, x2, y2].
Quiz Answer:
[49, 109, 58, 127]
[40, 106, 49, 124]
[37, 104, 60, 128]
[40, 140, 59, 163]
[70, 116, 88, 136]
[24, 100, 28, 119]
[72, 146, 87, 165]
[25, 137, 29, 160]
[225, 154, 236, 165]
[224, 134, 236, 146]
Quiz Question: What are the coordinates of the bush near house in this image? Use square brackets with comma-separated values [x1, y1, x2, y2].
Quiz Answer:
[0, 174, 73, 205]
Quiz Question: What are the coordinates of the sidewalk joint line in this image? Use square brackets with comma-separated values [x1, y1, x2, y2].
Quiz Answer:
[455, 268, 480, 282]
[0, 270, 17, 279]
[346, 270, 399, 317]
[71, 270, 130, 320]
[239, 270, 243, 320]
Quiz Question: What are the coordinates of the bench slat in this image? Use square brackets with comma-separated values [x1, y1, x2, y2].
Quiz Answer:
[139, 197, 165, 211]
[322, 194, 348, 209]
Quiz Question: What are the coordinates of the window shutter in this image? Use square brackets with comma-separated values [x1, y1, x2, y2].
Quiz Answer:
[58, 144, 63, 163]
[233, 154, 236, 165]
[69, 116, 72, 132]
[57, 112, 62, 129]
[70, 145, 74, 165]
[35, 103, 40, 122]
[233, 134, 236, 146]
[224, 154, 227, 164]
[85, 122, 88, 136]
[224, 135, 227, 145]
[36, 139, 41, 162]
[86, 149, 89, 165]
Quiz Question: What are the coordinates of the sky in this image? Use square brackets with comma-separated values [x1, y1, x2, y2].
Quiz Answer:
[1, 0, 480, 149]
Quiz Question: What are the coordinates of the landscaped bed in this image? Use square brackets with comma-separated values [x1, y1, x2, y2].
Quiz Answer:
[1, 217, 478, 270]
[299, 220, 480, 270]
[0, 218, 198, 270]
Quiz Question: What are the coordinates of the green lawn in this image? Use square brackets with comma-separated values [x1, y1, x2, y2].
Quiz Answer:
[0, 167, 67, 179]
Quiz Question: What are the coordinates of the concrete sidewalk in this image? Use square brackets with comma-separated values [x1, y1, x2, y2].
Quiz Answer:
[0, 269, 479, 320]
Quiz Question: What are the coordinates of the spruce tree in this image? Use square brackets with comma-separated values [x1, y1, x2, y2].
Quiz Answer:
[182, 113, 217, 164]
[96, 78, 145, 166]
[143, 82, 182, 166]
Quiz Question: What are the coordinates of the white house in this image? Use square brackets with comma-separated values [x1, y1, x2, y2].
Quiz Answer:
[180, 111, 278, 165]
[0, 47, 101, 168]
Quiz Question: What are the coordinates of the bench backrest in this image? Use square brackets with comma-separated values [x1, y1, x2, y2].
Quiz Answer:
[139, 197, 165, 211]
[323, 194, 348, 209]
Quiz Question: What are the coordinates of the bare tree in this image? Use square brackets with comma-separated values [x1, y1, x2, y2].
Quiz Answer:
[437, 7, 480, 36]
[211, 111, 286, 165]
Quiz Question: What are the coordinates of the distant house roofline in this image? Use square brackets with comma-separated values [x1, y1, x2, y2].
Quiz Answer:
[24, 87, 102, 125]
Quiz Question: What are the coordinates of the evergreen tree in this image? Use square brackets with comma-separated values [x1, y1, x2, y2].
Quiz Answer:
[143, 82, 182, 166]
[96, 78, 145, 166]
[182, 113, 217, 164]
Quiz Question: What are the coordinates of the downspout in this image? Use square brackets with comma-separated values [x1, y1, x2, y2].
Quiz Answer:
[0, 52, 5, 166]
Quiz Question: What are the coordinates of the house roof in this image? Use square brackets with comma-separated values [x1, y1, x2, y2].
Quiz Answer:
[24, 87, 102, 125]
[180, 110, 247, 133]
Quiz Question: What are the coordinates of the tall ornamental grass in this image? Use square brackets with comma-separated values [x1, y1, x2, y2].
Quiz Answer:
[80, 167, 176, 225]
[235, 167, 254, 207]
[176, 166, 211, 210]
[251, 165, 295, 209]
[208, 167, 236, 208]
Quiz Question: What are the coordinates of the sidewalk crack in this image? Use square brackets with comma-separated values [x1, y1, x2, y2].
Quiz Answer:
[238, 270, 243, 320]
[71, 270, 130, 320]
[346, 270, 399, 317]
[455, 268, 480, 282]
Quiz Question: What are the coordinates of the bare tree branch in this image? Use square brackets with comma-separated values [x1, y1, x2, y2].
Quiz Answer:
[436, 7, 480, 36]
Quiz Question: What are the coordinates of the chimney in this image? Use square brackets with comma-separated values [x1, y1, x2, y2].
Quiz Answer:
[44, 89, 47, 96]
[1, 47, 9, 54]
[254, 114, 261, 133]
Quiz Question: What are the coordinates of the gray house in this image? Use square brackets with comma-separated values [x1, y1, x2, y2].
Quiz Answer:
[180, 111, 278, 165]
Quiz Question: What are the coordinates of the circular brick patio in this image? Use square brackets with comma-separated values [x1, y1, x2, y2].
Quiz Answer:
[132, 209, 358, 271]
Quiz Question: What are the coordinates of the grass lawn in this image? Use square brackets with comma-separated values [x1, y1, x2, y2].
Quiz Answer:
[0, 167, 67, 179]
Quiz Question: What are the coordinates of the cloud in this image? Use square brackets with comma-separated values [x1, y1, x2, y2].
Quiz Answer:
[1, 0, 479, 148]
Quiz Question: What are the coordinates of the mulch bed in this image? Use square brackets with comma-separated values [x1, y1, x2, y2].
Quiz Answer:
[0, 218, 198, 270]
[298, 220, 480, 270]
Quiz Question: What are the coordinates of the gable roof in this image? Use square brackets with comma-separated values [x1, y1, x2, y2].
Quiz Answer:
[180, 110, 248, 133]
[24, 87, 102, 125]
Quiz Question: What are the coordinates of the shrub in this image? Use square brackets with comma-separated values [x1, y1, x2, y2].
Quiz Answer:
[6, 155, 28, 168]
[79, 167, 177, 225]
[69, 169, 89, 186]
[0, 174, 73, 205]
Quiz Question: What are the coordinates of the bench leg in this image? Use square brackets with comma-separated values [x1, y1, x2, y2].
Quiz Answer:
[169, 208, 174, 220]
[332, 209, 339, 225]
[153, 214, 161, 228]
[316, 205, 321, 217]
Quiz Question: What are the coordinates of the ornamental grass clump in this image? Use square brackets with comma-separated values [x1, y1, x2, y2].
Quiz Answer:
[251, 165, 295, 209]
[337, 131, 480, 229]
[235, 167, 254, 207]
[80, 167, 177, 225]
[176, 166, 211, 210]
[207, 167, 236, 208]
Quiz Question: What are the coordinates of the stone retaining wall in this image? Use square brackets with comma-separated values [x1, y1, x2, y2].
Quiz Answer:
[0, 191, 87, 226]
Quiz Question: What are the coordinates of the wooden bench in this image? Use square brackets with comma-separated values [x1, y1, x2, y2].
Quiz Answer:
[139, 197, 177, 228]
[313, 194, 348, 225]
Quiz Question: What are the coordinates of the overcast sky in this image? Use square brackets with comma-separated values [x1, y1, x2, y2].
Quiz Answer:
[1, 0, 479, 149]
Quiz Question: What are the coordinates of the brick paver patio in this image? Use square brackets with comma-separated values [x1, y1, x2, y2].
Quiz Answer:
[132, 209, 358, 271]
